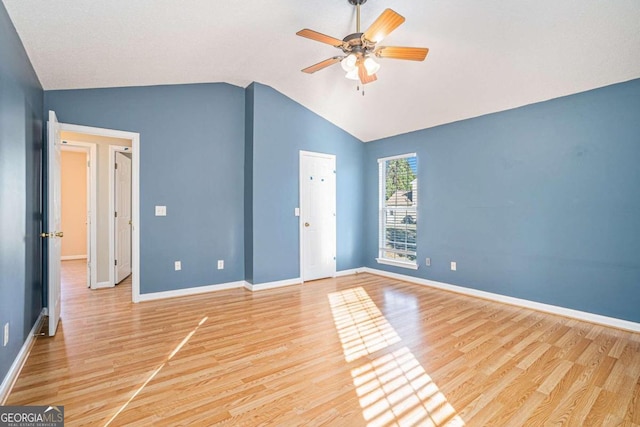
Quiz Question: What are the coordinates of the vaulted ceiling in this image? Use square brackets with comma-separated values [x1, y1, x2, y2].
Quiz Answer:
[4, 0, 640, 141]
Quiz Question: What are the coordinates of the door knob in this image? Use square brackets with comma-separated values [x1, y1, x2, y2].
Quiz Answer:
[304, 222, 310, 227]
[55, 231, 64, 238]
[40, 232, 53, 238]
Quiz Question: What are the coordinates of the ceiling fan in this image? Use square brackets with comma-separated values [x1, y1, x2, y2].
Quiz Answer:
[296, 0, 429, 88]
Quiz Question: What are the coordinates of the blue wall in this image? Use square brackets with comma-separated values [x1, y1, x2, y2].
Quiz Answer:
[45, 84, 246, 293]
[0, 2, 44, 385]
[249, 83, 364, 284]
[364, 79, 640, 322]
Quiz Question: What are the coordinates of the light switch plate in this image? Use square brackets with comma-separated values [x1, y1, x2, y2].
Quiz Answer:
[294, 207, 300, 217]
[451, 261, 457, 271]
[155, 206, 167, 216]
[217, 260, 224, 270]
[3, 323, 8, 347]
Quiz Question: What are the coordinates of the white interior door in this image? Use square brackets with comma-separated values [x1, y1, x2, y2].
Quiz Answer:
[47, 111, 62, 336]
[115, 152, 132, 283]
[300, 151, 336, 281]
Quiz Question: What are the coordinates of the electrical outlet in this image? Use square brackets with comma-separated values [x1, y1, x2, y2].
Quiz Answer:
[174, 261, 181, 271]
[425, 257, 431, 267]
[217, 260, 224, 270]
[451, 261, 457, 271]
[3, 323, 8, 347]
[155, 205, 167, 216]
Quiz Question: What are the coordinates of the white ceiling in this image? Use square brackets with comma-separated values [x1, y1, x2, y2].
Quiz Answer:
[4, 0, 640, 142]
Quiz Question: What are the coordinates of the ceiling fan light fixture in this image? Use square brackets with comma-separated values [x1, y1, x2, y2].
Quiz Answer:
[341, 54, 358, 72]
[345, 67, 360, 80]
[364, 56, 380, 75]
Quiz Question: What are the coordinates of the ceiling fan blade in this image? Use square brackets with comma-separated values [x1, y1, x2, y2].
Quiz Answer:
[362, 9, 405, 43]
[296, 29, 344, 47]
[301, 57, 343, 74]
[357, 60, 378, 85]
[375, 46, 429, 61]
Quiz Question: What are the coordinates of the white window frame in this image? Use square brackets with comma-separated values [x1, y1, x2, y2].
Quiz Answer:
[376, 153, 419, 270]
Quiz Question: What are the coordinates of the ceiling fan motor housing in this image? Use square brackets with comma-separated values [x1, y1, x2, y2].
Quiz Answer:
[347, 0, 367, 5]
[343, 33, 363, 54]
[342, 32, 376, 57]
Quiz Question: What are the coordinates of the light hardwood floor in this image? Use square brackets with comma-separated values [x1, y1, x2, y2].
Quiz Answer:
[7, 260, 640, 426]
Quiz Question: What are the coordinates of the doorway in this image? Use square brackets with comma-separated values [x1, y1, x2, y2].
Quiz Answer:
[299, 150, 336, 281]
[60, 132, 133, 290]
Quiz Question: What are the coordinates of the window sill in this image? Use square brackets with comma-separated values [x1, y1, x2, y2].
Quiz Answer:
[375, 258, 418, 270]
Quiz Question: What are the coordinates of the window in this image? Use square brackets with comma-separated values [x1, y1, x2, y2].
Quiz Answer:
[377, 153, 418, 269]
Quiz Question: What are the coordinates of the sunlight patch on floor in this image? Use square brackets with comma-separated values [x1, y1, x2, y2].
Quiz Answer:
[329, 288, 464, 426]
[104, 316, 208, 426]
[329, 287, 401, 362]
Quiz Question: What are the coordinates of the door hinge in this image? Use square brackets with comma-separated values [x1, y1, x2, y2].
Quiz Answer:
[115, 163, 118, 170]
[115, 211, 118, 218]
[115, 259, 118, 266]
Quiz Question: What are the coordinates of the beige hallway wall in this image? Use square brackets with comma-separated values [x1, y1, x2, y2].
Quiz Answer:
[61, 150, 87, 258]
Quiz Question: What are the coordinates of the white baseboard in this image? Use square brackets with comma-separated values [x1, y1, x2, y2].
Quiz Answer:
[247, 277, 302, 292]
[336, 268, 366, 277]
[0, 309, 46, 405]
[93, 281, 113, 289]
[138, 280, 247, 302]
[137, 276, 303, 302]
[61, 255, 87, 261]
[362, 267, 640, 333]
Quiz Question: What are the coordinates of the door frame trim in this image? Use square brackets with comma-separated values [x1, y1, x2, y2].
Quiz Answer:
[299, 150, 337, 282]
[57, 121, 141, 303]
[109, 146, 132, 287]
[60, 141, 98, 289]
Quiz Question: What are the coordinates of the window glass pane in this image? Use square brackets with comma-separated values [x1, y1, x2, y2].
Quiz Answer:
[379, 155, 418, 264]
